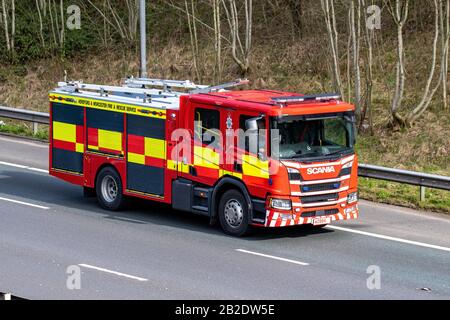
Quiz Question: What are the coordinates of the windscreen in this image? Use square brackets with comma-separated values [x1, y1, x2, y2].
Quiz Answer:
[271, 113, 355, 160]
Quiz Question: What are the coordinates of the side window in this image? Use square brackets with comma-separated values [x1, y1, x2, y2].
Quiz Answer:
[239, 115, 254, 152]
[195, 108, 220, 148]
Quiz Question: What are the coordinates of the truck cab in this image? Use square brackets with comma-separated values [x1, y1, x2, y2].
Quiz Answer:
[174, 90, 359, 235]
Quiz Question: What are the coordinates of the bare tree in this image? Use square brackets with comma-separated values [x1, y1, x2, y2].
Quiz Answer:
[48, 0, 58, 47]
[35, 0, 45, 48]
[1, 0, 10, 51]
[87, 0, 139, 43]
[360, 0, 375, 134]
[59, 0, 64, 47]
[222, 0, 253, 75]
[321, 0, 345, 99]
[185, 0, 201, 82]
[387, 0, 409, 126]
[10, 0, 14, 51]
[440, 0, 450, 110]
[212, 0, 222, 82]
[406, 0, 442, 125]
[350, 0, 362, 115]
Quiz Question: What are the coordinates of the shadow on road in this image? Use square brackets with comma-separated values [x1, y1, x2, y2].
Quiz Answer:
[0, 169, 337, 240]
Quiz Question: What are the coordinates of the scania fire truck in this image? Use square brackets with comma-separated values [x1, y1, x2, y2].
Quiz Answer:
[49, 78, 359, 236]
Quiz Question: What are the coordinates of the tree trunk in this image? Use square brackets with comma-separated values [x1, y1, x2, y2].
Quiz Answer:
[406, 0, 440, 125]
[321, 0, 345, 99]
[388, 0, 409, 127]
[350, 0, 362, 116]
[1, 0, 10, 51]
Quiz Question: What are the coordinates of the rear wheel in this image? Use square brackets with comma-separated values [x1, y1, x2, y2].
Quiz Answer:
[96, 167, 125, 211]
[218, 190, 250, 237]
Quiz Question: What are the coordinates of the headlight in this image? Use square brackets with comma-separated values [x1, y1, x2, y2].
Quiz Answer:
[342, 161, 354, 169]
[347, 192, 358, 204]
[270, 198, 292, 210]
[287, 168, 300, 180]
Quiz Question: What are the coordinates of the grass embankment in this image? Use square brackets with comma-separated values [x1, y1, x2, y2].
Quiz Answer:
[0, 41, 449, 213]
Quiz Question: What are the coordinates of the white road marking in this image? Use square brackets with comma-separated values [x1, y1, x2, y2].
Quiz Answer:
[0, 161, 48, 174]
[109, 216, 147, 224]
[236, 249, 309, 266]
[0, 196, 50, 210]
[27, 167, 48, 174]
[79, 264, 148, 282]
[327, 225, 450, 252]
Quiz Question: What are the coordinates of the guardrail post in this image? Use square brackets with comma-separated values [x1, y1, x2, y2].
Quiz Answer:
[33, 122, 38, 135]
[420, 186, 426, 202]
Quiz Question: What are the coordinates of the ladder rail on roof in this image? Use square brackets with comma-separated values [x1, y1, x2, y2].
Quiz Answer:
[125, 77, 208, 90]
[55, 81, 184, 105]
[55, 78, 250, 106]
[190, 79, 250, 94]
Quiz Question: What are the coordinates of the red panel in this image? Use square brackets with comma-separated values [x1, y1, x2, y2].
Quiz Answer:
[195, 166, 219, 180]
[127, 134, 145, 154]
[145, 156, 165, 168]
[53, 139, 76, 152]
[76, 125, 84, 144]
[88, 128, 99, 147]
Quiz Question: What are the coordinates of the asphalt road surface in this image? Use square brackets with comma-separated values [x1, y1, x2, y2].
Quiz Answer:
[0, 134, 449, 300]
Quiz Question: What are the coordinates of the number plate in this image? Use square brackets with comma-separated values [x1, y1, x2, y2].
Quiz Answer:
[312, 216, 331, 226]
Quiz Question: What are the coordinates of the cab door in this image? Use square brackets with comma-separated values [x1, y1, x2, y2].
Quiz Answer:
[188, 105, 222, 186]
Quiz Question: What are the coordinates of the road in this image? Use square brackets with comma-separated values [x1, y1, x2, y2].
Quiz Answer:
[0, 134, 449, 300]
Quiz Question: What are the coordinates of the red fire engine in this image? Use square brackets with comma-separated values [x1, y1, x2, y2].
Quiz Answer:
[49, 78, 359, 236]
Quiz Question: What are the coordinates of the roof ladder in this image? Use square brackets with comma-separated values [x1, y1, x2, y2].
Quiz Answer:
[56, 81, 171, 104]
[124, 77, 208, 92]
[190, 79, 250, 94]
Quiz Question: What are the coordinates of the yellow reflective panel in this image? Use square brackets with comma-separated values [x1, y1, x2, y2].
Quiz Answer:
[219, 169, 243, 180]
[167, 160, 190, 173]
[53, 121, 76, 143]
[242, 154, 269, 179]
[75, 143, 84, 153]
[145, 138, 166, 159]
[128, 152, 145, 165]
[98, 130, 122, 152]
[194, 146, 219, 169]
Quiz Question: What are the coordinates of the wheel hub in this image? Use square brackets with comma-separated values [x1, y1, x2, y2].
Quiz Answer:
[101, 175, 118, 203]
[224, 199, 244, 227]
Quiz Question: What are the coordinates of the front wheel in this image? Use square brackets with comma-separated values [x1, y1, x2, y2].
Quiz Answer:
[218, 190, 250, 237]
[96, 167, 125, 211]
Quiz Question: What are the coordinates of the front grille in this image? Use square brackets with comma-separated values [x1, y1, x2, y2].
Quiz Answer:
[301, 209, 339, 218]
[301, 193, 339, 204]
[301, 182, 340, 193]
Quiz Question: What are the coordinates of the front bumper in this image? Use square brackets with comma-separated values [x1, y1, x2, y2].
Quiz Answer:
[264, 201, 359, 227]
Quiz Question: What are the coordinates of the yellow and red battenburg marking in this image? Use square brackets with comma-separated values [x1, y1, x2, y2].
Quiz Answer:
[88, 127, 123, 155]
[127, 134, 166, 168]
[52, 121, 84, 153]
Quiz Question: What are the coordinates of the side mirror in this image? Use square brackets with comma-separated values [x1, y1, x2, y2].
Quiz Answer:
[245, 116, 264, 131]
[245, 116, 267, 161]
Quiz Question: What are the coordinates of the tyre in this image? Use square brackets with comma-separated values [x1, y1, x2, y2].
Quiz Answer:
[96, 167, 125, 211]
[218, 189, 250, 236]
